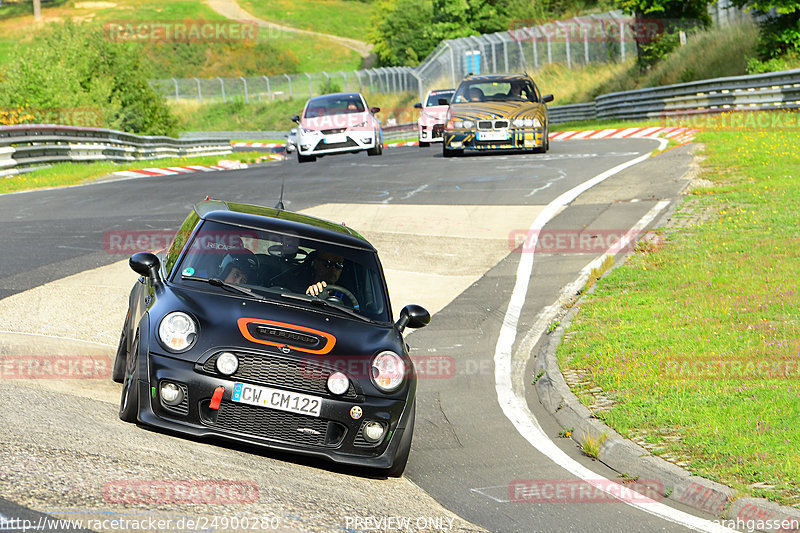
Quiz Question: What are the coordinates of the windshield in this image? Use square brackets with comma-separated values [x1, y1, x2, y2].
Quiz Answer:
[174, 220, 391, 322]
[425, 90, 454, 107]
[304, 94, 366, 118]
[452, 80, 539, 103]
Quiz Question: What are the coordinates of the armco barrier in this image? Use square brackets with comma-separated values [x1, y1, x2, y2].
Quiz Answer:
[0, 124, 232, 176]
[549, 68, 800, 124]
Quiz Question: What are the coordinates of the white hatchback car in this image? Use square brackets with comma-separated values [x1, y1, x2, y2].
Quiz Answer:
[291, 92, 383, 163]
[414, 89, 454, 147]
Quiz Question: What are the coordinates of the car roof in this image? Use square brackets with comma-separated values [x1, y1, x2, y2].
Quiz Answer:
[193, 199, 375, 251]
[306, 92, 364, 102]
[461, 74, 531, 82]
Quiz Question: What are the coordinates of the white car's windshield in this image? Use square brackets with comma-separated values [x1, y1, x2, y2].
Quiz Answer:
[304, 95, 366, 118]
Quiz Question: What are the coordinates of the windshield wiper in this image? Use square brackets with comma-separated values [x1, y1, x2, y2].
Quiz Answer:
[182, 275, 266, 300]
[279, 292, 371, 322]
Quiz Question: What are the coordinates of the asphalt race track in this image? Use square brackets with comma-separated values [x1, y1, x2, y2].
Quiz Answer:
[0, 141, 732, 533]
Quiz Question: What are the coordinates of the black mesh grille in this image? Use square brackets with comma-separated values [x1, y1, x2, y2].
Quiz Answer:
[247, 323, 322, 349]
[209, 401, 345, 447]
[478, 120, 493, 130]
[494, 120, 509, 129]
[322, 128, 346, 134]
[314, 138, 359, 150]
[203, 352, 358, 399]
[432, 125, 444, 138]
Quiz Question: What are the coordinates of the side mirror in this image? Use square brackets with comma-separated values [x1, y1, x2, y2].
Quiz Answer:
[542, 94, 554, 104]
[130, 252, 162, 283]
[395, 304, 430, 332]
[438, 98, 448, 106]
[413, 102, 422, 109]
[370, 106, 380, 114]
[291, 115, 300, 123]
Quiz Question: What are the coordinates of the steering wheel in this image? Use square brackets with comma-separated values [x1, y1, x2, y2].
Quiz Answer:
[318, 284, 359, 309]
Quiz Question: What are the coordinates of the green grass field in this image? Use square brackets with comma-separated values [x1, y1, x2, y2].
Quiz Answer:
[557, 110, 800, 507]
[238, 0, 375, 41]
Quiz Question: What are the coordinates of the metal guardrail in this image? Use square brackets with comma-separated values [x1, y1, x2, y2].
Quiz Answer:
[0, 124, 233, 176]
[549, 68, 800, 124]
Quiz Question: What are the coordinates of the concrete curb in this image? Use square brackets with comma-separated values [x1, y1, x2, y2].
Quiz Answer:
[531, 210, 800, 531]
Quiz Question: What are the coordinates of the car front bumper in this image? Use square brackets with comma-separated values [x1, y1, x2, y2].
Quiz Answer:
[418, 124, 445, 143]
[443, 128, 545, 151]
[135, 351, 412, 469]
[297, 132, 377, 156]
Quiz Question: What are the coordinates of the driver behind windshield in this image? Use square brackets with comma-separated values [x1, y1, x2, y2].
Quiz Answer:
[305, 251, 344, 297]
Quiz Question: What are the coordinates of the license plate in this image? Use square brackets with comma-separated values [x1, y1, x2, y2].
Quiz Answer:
[232, 382, 321, 417]
[477, 130, 509, 141]
[323, 133, 347, 144]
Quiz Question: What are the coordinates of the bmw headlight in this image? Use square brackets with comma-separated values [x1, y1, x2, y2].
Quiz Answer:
[371, 351, 405, 393]
[512, 118, 525, 128]
[158, 312, 197, 352]
[532, 118, 542, 128]
[523, 118, 535, 127]
[461, 119, 474, 129]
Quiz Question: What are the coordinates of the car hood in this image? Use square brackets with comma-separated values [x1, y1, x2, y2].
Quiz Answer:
[154, 285, 401, 363]
[301, 112, 372, 132]
[449, 101, 545, 121]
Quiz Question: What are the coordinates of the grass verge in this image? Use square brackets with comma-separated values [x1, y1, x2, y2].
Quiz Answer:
[556, 110, 800, 507]
[238, 0, 374, 42]
[0, 152, 272, 195]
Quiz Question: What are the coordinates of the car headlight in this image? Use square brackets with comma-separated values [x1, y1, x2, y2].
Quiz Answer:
[158, 312, 197, 352]
[371, 351, 405, 392]
[522, 118, 534, 127]
[327, 371, 350, 395]
[300, 128, 317, 134]
[532, 118, 542, 128]
[512, 118, 525, 128]
[216, 352, 239, 375]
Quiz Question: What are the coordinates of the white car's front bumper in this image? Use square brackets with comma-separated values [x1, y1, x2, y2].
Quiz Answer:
[297, 131, 376, 156]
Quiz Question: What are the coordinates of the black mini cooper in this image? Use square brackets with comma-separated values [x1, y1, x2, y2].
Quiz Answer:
[112, 199, 429, 476]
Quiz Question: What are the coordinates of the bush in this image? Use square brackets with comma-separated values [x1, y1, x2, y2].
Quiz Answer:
[0, 21, 177, 136]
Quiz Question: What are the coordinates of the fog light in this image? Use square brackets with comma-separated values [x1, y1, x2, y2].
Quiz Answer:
[451, 141, 463, 149]
[160, 382, 184, 406]
[362, 421, 386, 442]
[327, 371, 350, 395]
[361, 137, 373, 144]
[216, 352, 239, 375]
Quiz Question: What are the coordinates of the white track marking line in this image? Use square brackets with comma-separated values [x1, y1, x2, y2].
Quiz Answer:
[493, 140, 737, 532]
[402, 184, 429, 200]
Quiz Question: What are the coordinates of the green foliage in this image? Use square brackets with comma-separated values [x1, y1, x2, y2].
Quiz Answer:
[0, 0, 69, 20]
[371, 0, 544, 66]
[0, 22, 176, 136]
[732, 0, 800, 59]
[617, 0, 713, 70]
[141, 41, 299, 78]
[370, 0, 436, 66]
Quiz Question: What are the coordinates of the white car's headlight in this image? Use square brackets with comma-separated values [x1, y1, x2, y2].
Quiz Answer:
[159, 312, 197, 352]
[300, 128, 318, 134]
[371, 351, 405, 392]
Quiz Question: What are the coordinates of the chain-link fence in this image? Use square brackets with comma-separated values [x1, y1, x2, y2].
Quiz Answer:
[152, 5, 750, 104]
[150, 68, 418, 103]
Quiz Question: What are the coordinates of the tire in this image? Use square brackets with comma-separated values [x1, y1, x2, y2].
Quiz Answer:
[111, 313, 129, 383]
[419, 141, 430, 148]
[367, 140, 383, 156]
[442, 145, 461, 158]
[385, 403, 415, 477]
[297, 152, 316, 163]
[119, 333, 140, 423]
